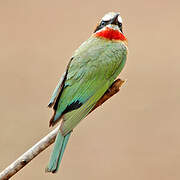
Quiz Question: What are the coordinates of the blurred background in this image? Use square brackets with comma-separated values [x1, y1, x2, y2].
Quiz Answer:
[0, 0, 179, 179]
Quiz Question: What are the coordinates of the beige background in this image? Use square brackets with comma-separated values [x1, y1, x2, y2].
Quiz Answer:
[0, 0, 180, 179]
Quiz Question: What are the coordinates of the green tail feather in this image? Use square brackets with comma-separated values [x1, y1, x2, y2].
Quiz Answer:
[46, 131, 71, 173]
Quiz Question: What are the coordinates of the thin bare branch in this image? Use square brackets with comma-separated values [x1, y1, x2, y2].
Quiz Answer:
[0, 78, 125, 180]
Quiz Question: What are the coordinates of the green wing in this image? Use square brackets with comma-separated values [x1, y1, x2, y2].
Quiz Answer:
[48, 72, 66, 108]
[52, 57, 110, 128]
[60, 84, 109, 135]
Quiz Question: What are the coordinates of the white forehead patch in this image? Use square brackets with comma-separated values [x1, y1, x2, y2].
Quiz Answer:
[118, 15, 122, 23]
[102, 12, 117, 21]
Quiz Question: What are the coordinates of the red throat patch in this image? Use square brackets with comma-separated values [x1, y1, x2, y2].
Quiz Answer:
[95, 27, 126, 41]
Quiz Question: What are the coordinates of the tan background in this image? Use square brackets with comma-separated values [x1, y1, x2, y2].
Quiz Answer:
[0, 0, 180, 179]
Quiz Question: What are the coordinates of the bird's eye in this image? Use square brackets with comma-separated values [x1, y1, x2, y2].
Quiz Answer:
[94, 20, 107, 33]
[118, 22, 122, 28]
[118, 22, 123, 32]
[100, 21, 106, 26]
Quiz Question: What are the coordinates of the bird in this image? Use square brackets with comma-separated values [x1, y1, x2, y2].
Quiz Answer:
[46, 12, 128, 173]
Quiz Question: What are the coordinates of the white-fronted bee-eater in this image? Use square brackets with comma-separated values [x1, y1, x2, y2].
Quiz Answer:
[46, 12, 128, 173]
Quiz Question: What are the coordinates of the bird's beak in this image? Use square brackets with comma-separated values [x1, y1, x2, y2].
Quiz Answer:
[110, 14, 119, 25]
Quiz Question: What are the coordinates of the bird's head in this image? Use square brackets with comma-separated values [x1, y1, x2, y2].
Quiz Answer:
[94, 12, 127, 42]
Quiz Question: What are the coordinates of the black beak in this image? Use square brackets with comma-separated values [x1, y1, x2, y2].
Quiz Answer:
[110, 14, 119, 25]
[109, 13, 123, 33]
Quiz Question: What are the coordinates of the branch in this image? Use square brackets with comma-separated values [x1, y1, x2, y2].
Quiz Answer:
[0, 78, 125, 180]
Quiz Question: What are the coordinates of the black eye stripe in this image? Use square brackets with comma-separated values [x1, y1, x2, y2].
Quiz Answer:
[100, 20, 108, 25]
[94, 20, 108, 33]
[94, 18, 123, 33]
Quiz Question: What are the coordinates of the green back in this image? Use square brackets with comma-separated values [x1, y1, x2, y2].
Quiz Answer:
[51, 36, 127, 135]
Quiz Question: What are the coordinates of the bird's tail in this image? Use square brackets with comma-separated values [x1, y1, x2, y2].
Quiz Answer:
[46, 131, 71, 173]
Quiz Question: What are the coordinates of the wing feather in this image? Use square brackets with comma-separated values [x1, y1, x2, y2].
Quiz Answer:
[60, 84, 109, 135]
[48, 72, 66, 108]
